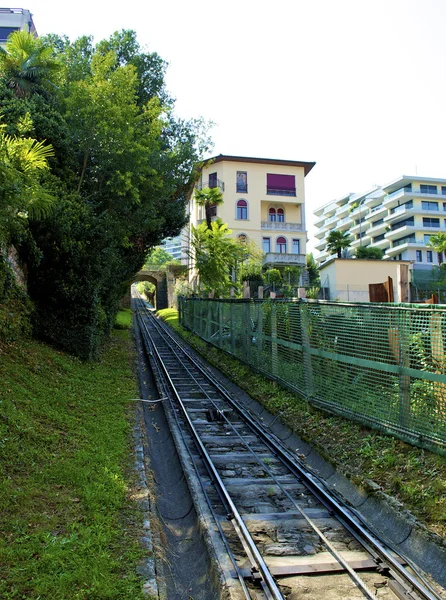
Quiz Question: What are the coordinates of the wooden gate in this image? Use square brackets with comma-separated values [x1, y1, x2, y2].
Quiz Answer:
[369, 276, 394, 302]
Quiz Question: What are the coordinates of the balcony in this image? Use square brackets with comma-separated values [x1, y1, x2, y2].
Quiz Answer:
[266, 187, 296, 197]
[261, 221, 303, 232]
[195, 178, 225, 192]
[263, 252, 306, 266]
[384, 206, 415, 222]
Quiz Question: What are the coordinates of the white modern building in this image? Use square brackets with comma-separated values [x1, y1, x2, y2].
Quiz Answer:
[0, 8, 36, 44]
[314, 175, 446, 270]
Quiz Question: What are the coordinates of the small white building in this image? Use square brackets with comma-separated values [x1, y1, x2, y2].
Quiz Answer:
[319, 258, 413, 302]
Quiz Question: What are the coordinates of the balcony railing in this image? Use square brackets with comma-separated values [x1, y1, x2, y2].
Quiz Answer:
[261, 221, 303, 231]
[195, 178, 225, 192]
[266, 187, 296, 197]
[263, 252, 306, 265]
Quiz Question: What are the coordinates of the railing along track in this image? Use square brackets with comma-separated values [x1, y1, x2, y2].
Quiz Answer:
[133, 294, 442, 600]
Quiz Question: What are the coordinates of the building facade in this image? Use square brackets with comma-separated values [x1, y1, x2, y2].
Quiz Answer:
[186, 154, 315, 273]
[314, 175, 446, 270]
[0, 8, 36, 44]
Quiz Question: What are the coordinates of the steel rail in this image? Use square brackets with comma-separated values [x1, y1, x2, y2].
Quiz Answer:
[134, 304, 255, 599]
[144, 302, 442, 600]
[141, 308, 382, 597]
[134, 300, 279, 599]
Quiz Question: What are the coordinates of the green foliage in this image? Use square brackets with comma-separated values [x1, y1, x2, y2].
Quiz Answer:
[191, 221, 242, 295]
[1, 30, 210, 359]
[136, 281, 155, 298]
[194, 185, 224, 228]
[0, 30, 61, 98]
[306, 253, 320, 287]
[326, 229, 352, 259]
[427, 232, 446, 263]
[264, 268, 282, 284]
[144, 246, 178, 266]
[356, 246, 383, 260]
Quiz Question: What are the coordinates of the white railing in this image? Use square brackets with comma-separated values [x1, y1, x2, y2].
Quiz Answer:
[261, 221, 303, 231]
[263, 252, 306, 265]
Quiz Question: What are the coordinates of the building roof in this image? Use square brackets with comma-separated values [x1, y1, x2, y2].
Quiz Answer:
[202, 154, 316, 177]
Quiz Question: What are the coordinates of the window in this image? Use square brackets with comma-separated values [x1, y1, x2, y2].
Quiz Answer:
[208, 204, 217, 218]
[443, 203, 446, 211]
[373, 234, 386, 242]
[392, 234, 416, 247]
[0, 26, 18, 42]
[292, 239, 300, 254]
[236, 171, 248, 193]
[391, 217, 414, 231]
[277, 208, 285, 222]
[416, 250, 423, 262]
[269, 207, 276, 222]
[390, 200, 413, 214]
[421, 201, 438, 211]
[427, 250, 433, 263]
[372, 218, 384, 226]
[420, 184, 437, 194]
[267, 174, 296, 196]
[276, 236, 287, 253]
[208, 172, 217, 188]
[404, 184, 412, 191]
[423, 217, 440, 228]
[262, 237, 271, 253]
[424, 234, 432, 244]
[442, 186, 446, 195]
[237, 199, 248, 220]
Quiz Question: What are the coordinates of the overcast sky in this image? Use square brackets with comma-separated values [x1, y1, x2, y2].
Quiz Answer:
[28, 0, 446, 246]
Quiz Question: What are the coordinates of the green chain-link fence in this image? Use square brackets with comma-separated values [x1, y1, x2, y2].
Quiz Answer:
[178, 297, 446, 454]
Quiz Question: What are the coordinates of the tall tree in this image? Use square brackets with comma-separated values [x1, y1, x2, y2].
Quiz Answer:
[326, 230, 352, 259]
[194, 186, 224, 229]
[0, 30, 60, 98]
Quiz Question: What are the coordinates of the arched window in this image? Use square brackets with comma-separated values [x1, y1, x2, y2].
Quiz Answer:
[277, 208, 285, 222]
[276, 236, 287, 253]
[237, 199, 248, 220]
[238, 233, 248, 243]
[269, 207, 276, 222]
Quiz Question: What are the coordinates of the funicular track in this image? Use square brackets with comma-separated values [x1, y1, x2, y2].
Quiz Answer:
[134, 295, 442, 600]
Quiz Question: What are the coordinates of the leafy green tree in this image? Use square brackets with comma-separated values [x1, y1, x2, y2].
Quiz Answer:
[2, 30, 210, 358]
[194, 186, 224, 229]
[264, 268, 282, 284]
[306, 253, 320, 287]
[355, 246, 383, 260]
[0, 31, 61, 98]
[428, 232, 446, 264]
[326, 229, 352, 259]
[144, 246, 178, 266]
[190, 221, 243, 295]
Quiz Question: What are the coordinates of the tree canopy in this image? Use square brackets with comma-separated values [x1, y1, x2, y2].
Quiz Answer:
[0, 30, 211, 358]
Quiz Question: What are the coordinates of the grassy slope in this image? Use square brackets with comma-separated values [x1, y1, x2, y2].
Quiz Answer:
[158, 308, 446, 539]
[0, 309, 146, 599]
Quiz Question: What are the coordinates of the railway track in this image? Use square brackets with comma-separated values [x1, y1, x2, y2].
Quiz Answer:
[133, 294, 442, 600]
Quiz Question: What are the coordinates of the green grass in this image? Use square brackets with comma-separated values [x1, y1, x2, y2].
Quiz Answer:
[0, 310, 146, 599]
[157, 308, 446, 538]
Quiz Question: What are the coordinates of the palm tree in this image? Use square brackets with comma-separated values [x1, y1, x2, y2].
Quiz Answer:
[0, 30, 60, 98]
[427, 232, 446, 264]
[0, 118, 55, 245]
[194, 186, 224, 229]
[326, 229, 352, 259]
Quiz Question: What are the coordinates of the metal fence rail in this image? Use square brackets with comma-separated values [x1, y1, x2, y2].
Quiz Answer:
[178, 297, 446, 454]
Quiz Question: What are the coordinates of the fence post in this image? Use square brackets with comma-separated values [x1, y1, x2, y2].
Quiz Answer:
[230, 301, 236, 356]
[242, 301, 251, 362]
[397, 264, 410, 303]
[271, 302, 278, 379]
[300, 301, 314, 406]
[398, 310, 411, 428]
[258, 286, 264, 299]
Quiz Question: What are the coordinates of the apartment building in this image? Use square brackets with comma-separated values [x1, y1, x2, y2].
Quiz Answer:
[0, 8, 36, 44]
[314, 175, 446, 269]
[186, 154, 315, 272]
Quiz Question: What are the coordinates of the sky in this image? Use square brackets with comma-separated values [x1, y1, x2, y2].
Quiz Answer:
[26, 0, 446, 247]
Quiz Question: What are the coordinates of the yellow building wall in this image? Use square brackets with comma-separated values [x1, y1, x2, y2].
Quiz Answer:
[195, 159, 307, 254]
